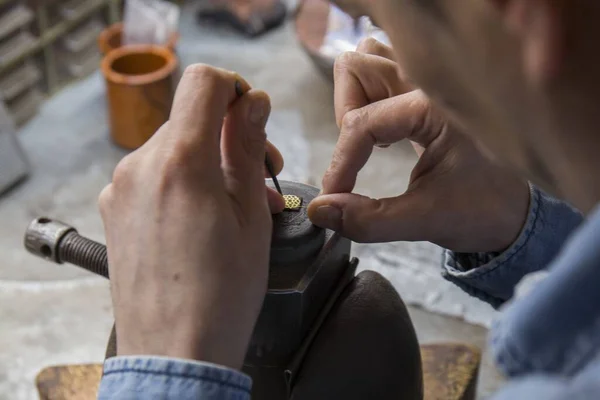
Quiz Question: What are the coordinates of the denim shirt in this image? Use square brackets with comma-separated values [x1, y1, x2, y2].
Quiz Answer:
[98, 186, 600, 399]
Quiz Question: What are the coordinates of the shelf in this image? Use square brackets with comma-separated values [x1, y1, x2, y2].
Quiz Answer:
[61, 18, 104, 52]
[57, 41, 100, 77]
[0, 108, 29, 191]
[58, 0, 103, 21]
[0, 4, 34, 41]
[0, 31, 39, 71]
[65, 48, 99, 78]
[42, 0, 108, 46]
[0, 0, 109, 74]
[0, 62, 41, 100]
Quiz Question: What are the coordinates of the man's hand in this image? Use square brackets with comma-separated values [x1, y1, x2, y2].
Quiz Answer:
[308, 39, 530, 253]
[99, 65, 283, 370]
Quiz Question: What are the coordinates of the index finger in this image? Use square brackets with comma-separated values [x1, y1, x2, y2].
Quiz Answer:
[322, 90, 440, 194]
[334, 52, 407, 128]
[167, 65, 251, 166]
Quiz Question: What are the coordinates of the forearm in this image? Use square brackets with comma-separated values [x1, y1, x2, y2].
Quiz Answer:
[98, 356, 252, 400]
[441, 184, 583, 308]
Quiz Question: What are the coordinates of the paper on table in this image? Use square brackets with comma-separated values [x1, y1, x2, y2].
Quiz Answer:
[123, 0, 180, 46]
[320, 6, 391, 59]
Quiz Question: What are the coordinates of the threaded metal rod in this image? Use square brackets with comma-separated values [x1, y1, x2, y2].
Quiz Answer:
[58, 231, 109, 278]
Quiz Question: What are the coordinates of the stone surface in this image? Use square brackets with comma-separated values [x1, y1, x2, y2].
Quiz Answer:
[0, 279, 112, 400]
[0, 3, 502, 399]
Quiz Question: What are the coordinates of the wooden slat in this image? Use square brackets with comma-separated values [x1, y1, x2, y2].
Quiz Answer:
[422, 343, 482, 400]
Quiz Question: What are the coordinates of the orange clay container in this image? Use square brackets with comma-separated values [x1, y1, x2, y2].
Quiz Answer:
[101, 45, 178, 149]
[97, 22, 179, 55]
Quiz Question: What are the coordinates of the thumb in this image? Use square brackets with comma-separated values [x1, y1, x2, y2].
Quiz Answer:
[221, 90, 272, 215]
[307, 192, 431, 243]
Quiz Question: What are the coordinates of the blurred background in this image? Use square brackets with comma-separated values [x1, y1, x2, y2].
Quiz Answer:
[0, 0, 502, 398]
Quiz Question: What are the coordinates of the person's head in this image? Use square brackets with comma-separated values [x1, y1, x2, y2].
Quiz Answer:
[336, 0, 600, 212]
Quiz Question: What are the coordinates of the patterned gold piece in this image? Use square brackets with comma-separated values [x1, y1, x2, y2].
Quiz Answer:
[283, 195, 303, 211]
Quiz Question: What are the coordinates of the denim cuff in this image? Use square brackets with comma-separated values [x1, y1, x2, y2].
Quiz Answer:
[442, 184, 583, 308]
[98, 356, 252, 400]
[490, 203, 600, 378]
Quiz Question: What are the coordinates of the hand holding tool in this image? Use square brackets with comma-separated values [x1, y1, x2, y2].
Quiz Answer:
[234, 79, 283, 195]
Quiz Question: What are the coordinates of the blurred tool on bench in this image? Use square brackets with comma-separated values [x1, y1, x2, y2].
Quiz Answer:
[196, 0, 287, 37]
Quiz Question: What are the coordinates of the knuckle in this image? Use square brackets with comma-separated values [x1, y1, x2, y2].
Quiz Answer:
[340, 108, 366, 135]
[156, 143, 210, 194]
[160, 145, 193, 182]
[182, 64, 230, 94]
[356, 37, 380, 54]
[98, 184, 113, 216]
[169, 139, 195, 164]
[407, 96, 430, 136]
[334, 51, 360, 76]
[183, 64, 219, 81]
[408, 95, 444, 142]
[155, 162, 182, 199]
[112, 156, 134, 188]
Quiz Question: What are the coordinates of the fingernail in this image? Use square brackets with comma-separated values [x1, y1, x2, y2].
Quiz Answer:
[249, 98, 269, 126]
[312, 205, 342, 230]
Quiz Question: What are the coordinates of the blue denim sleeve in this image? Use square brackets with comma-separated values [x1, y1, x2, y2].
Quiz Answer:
[490, 358, 600, 400]
[490, 204, 600, 378]
[441, 184, 583, 308]
[97, 356, 252, 400]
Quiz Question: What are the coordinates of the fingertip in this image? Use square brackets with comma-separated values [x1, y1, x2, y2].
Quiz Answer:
[308, 193, 387, 242]
[267, 187, 285, 214]
[265, 141, 284, 177]
[224, 89, 271, 162]
[307, 195, 343, 231]
[232, 73, 252, 96]
[306, 197, 321, 220]
[236, 89, 271, 128]
[247, 90, 272, 118]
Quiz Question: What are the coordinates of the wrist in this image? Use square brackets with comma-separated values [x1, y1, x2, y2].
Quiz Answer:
[115, 296, 263, 370]
[493, 180, 532, 252]
[117, 324, 253, 370]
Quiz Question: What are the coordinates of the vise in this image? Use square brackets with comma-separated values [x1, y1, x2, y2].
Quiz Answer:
[24, 180, 423, 400]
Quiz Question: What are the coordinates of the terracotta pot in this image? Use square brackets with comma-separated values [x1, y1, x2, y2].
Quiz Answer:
[98, 22, 179, 55]
[101, 45, 178, 149]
